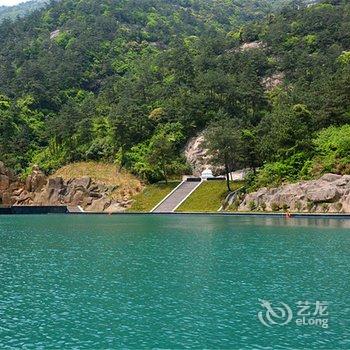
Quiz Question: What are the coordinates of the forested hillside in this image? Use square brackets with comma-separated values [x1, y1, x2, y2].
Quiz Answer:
[0, 0, 349, 187]
[0, 0, 47, 21]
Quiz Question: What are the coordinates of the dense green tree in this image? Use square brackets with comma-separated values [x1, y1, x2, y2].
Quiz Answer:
[147, 123, 185, 183]
[0, 0, 349, 189]
[240, 129, 260, 173]
[126, 123, 187, 183]
[204, 117, 243, 192]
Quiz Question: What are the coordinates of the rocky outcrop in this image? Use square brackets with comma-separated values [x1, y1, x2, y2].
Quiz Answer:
[184, 133, 224, 176]
[185, 134, 211, 176]
[261, 72, 284, 92]
[239, 41, 265, 51]
[184, 133, 250, 179]
[50, 29, 60, 40]
[0, 163, 138, 212]
[0, 161, 18, 206]
[25, 165, 47, 192]
[16, 176, 132, 212]
[237, 174, 350, 213]
[0, 174, 10, 191]
[226, 41, 265, 54]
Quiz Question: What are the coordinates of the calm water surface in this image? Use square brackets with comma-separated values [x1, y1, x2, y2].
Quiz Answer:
[0, 215, 349, 349]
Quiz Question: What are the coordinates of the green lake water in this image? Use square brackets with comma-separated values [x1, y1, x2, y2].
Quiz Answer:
[0, 214, 349, 349]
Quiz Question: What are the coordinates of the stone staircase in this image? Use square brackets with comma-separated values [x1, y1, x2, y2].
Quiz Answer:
[152, 180, 202, 213]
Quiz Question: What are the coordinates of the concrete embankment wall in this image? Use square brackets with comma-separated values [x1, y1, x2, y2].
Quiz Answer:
[1, 206, 350, 218]
[0, 206, 68, 215]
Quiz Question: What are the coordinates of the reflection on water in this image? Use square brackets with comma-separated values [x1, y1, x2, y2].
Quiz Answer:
[244, 216, 350, 229]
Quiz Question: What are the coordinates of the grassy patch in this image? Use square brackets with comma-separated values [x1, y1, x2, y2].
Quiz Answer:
[129, 181, 180, 212]
[176, 181, 243, 212]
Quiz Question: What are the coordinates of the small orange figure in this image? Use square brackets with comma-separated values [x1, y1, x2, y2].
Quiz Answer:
[285, 210, 292, 219]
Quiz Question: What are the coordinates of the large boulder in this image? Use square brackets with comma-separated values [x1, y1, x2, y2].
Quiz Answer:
[33, 177, 66, 205]
[14, 190, 34, 205]
[105, 203, 125, 213]
[70, 190, 86, 205]
[237, 173, 350, 213]
[86, 198, 111, 212]
[320, 173, 342, 182]
[25, 168, 47, 192]
[48, 177, 64, 190]
[1, 191, 13, 206]
[341, 194, 350, 212]
[306, 186, 340, 203]
[47, 189, 63, 204]
[67, 177, 91, 189]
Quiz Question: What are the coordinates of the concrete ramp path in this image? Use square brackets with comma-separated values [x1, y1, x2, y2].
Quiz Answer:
[67, 206, 84, 213]
[151, 180, 202, 213]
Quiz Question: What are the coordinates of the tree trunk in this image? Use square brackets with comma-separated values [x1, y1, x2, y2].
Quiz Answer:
[162, 163, 168, 184]
[225, 160, 232, 192]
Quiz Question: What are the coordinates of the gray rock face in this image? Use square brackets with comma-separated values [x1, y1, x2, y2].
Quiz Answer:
[342, 194, 350, 212]
[68, 177, 91, 189]
[184, 134, 210, 176]
[320, 173, 342, 182]
[33, 176, 115, 211]
[87, 198, 111, 212]
[48, 177, 64, 190]
[238, 173, 350, 213]
[0, 163, 133, 212]
[261, 72, 284, 92]
[239, 41, 264, 51]
[184, 133, 223, 176]
[0, 162, 17, 205]
[25, 168, 47, 192]
[306, 187, 340, 203]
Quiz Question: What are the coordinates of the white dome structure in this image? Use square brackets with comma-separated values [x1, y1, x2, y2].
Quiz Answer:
[201, 168, 214, 179]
